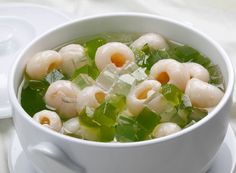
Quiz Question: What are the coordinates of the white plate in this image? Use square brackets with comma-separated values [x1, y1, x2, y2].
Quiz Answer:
[8, 125, 236, 173]
[0, 3, 70, 119]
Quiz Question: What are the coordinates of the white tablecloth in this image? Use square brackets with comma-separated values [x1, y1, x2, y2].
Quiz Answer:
[0, 0, 236, 173]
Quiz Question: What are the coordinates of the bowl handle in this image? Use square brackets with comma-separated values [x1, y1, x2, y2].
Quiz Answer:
[28, 142, 86, 173]
[0, 106, 12, 119]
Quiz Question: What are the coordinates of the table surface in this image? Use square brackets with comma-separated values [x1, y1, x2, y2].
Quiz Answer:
[0, 0, 236, 173]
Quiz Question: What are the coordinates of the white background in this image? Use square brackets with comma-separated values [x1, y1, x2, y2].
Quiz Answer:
[0, 0, 236, 173]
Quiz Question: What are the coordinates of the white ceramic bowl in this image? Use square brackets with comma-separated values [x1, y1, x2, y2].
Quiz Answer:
[9, 13, 234, 173]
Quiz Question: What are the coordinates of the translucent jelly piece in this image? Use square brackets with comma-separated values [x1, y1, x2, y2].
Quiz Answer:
[45, 70, 65, 84]
[85, 106, 95, 118]
[136, 107, 161, 133]
[72, 74, 95, 89]
[63, 117, 80, 134]
[170, 114, 187, 128]
[111, 74, 136, 96]
[208, 65, 224, 85]
[131, 67, 147, 82]
[96, 64, 119, 91]
[99, 126, 115, 142]
[159, 107, 177, 122]
[145, 92, 174, 114]
[93, 102, 117, 127]
[182, 94, 192, 107]
[120, 62, 139, 75]
[71, 63, 99, 80]
[106, 94, 126, 112]
[115, 115, 139, 142]
[189, 108, 208, 122]
[184, 120, 196, 128]
[177, 106, 191, 125]
[75, 124, 100, 141]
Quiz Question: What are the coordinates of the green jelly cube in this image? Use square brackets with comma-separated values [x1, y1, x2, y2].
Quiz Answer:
[21, 80, 47, 117]
[170, 114, 186, 128]
[159, 107, 177, 122]
[76, 124, 101, 141]
[115, 115, 139, 142]
[136, 107, 161, 133]
[161, 84, 183, 106]
[28, 80, 49, 92]
[145, 92, 174, 114]
[79, 108, 99, 127]
[99, 126, 115, 142]
[72, 74, 95, 89]
[71, 63, 99, 80]
[174, 45, 199, 62]
[208, 65, 224, 85]
[93, 102, 118, 127]
[107, 94, 126, 112]
[189, 108, 208, 122]
[84, 37, 107, 60]
[184, 120, 196, 129]
[177, 107, 191, 125]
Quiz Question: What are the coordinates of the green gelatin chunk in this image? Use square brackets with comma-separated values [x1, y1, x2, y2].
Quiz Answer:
[107, 94, 126, 112]
[136, 107, 161, 133]
[133, 48, 148, 67]
[27, 80, 49, 92]
[71, 63, 99, 80]
[115, 124, 137, 142]
[193, 54, 211, 68]
[21, 80, 48, 116]
[72, 74, 94, 89]
[159, 107, 177, 122]
[77, 124, 101, 141]
[184, 120, 197, 129]
[115, 115, 139, 142]
[134, 47, 168, 71]
[177, 107, 191, 125]
[84, 37, 107, 60]
[170, 114, 186, 128]
[174, 45, 199, 61]
[145, 50, 167, 70]
[71, 65, 89, 79]
[99, 126, 115, 142]
[167, 42, 211, 68]
[115, 108, 161, 142]
[145, 91, 174, 115]
[208, 65, 224, 85]
[189, 108, 208, 122]
[93, 102, 118, 127]
[79, 109, 99, 127]
[161, 84, 183, 105]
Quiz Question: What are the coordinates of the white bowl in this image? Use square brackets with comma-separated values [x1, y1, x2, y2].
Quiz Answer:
[9, 13, 234, 173]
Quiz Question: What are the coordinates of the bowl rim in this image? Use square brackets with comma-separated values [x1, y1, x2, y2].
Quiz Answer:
[9, 12, 235, 148]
